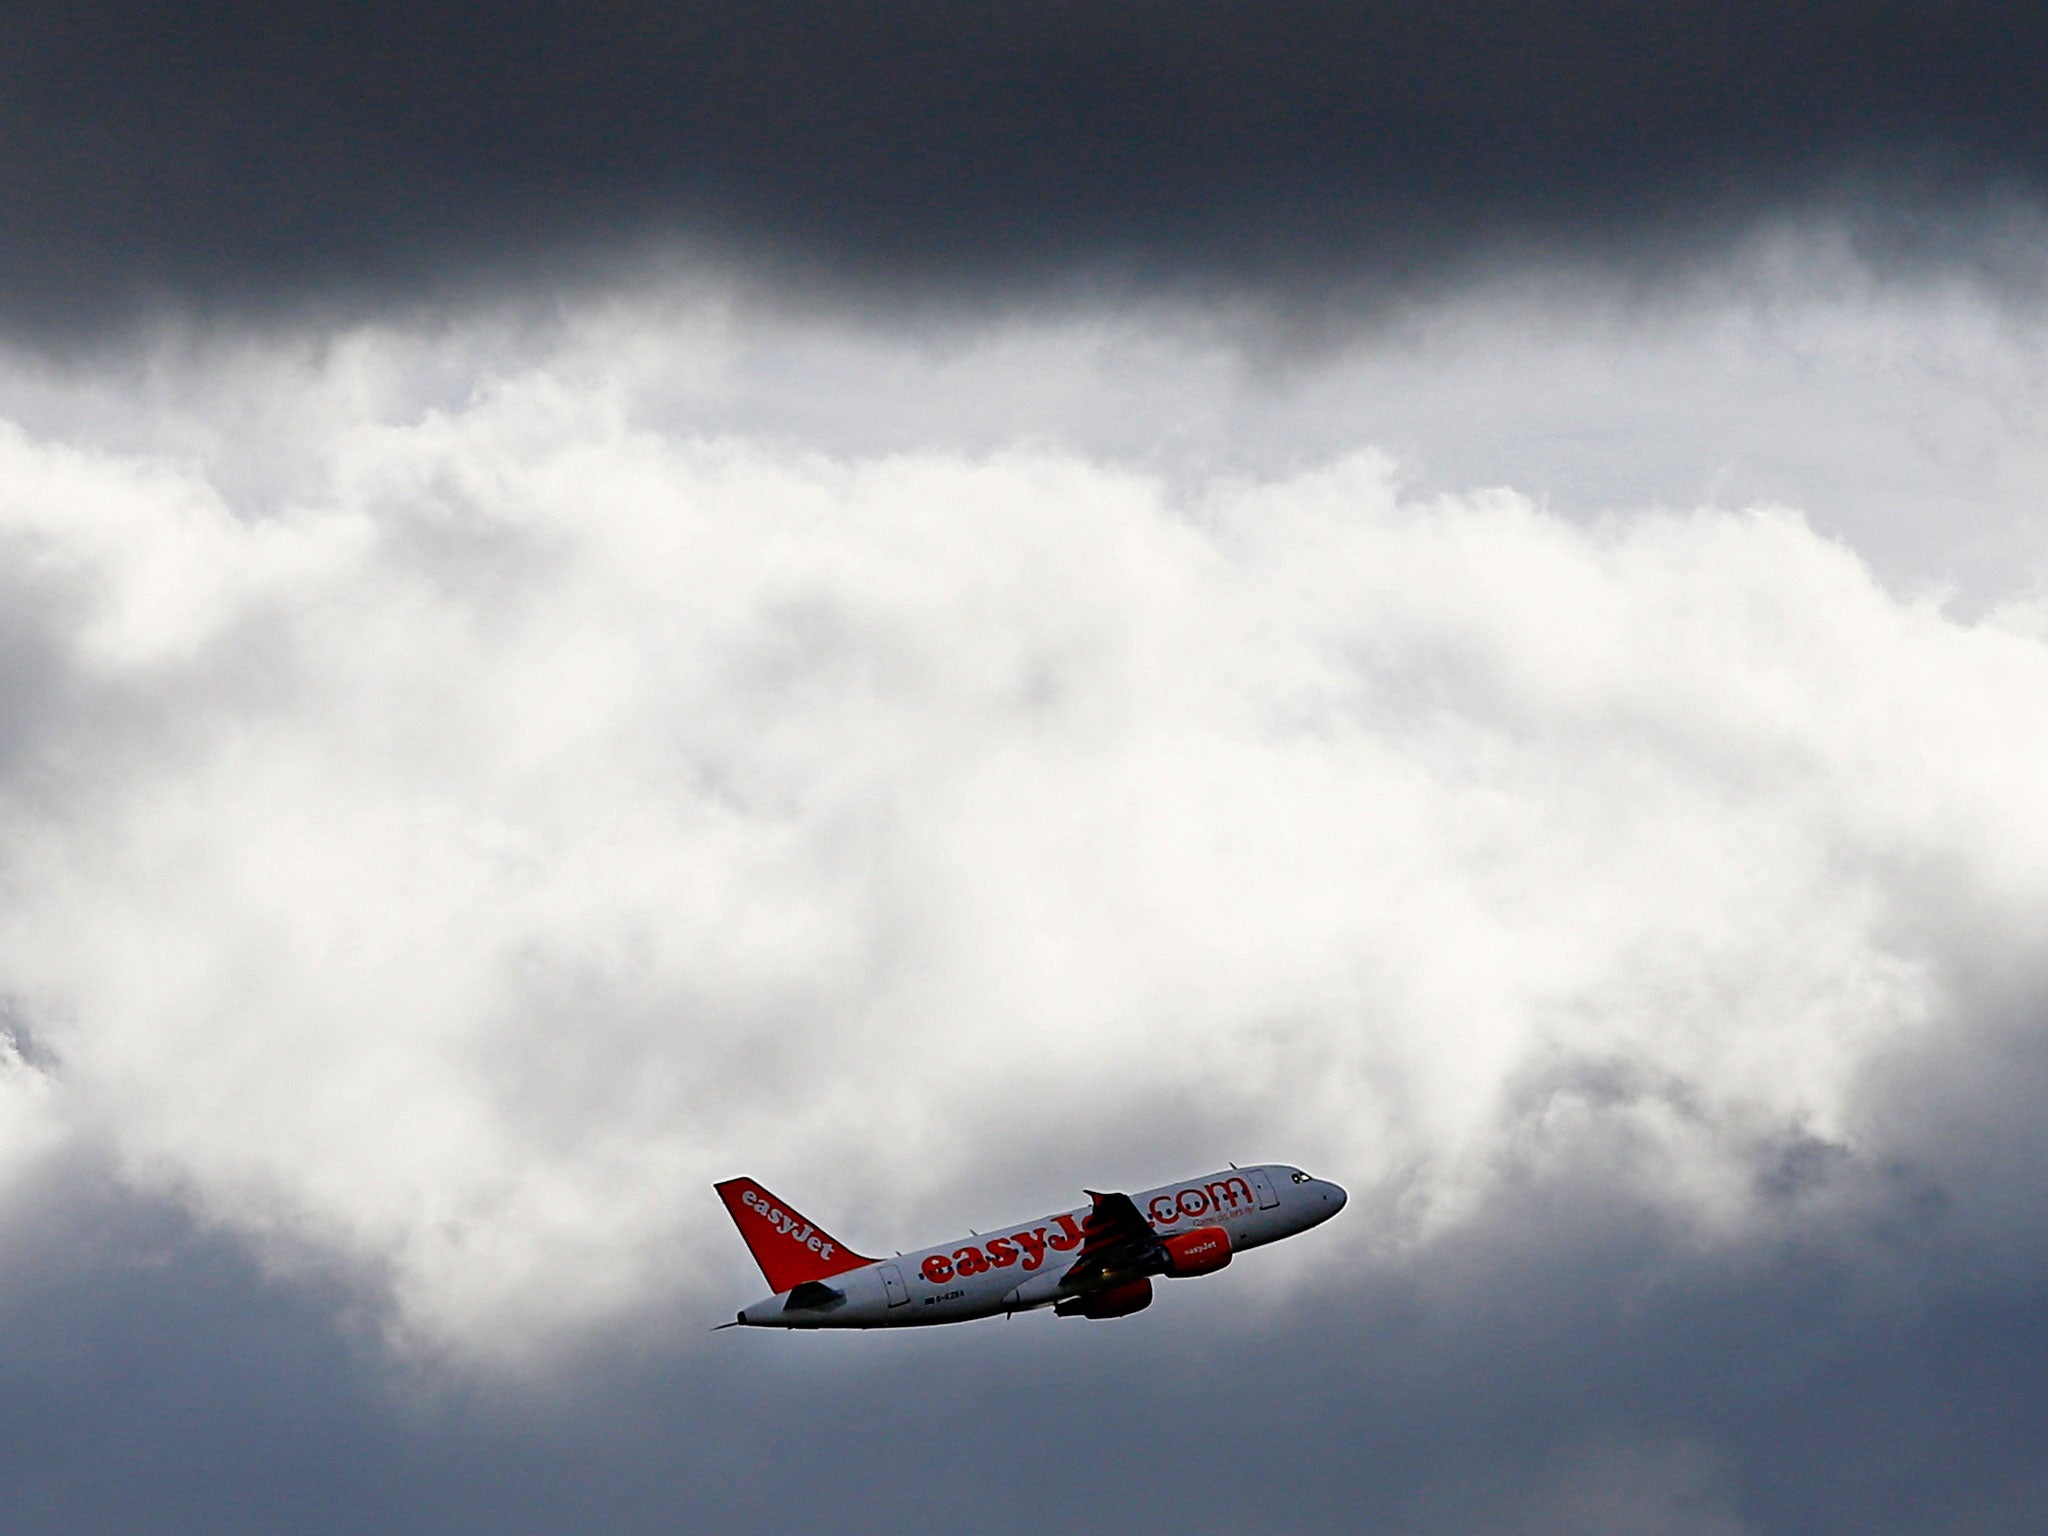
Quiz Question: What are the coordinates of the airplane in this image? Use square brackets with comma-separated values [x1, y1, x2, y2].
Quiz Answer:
[715, 1163, 1346, 1327]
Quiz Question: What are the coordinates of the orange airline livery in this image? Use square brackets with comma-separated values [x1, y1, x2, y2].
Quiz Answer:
[715, 1164, 1346, 1327]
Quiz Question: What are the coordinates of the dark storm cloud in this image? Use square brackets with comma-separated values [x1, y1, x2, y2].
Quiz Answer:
[11, 1136, 2048, 1536]
[6, 1, 2048, 328]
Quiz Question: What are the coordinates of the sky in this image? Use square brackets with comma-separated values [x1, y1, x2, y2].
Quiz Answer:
[5, 6, 2048, 1534]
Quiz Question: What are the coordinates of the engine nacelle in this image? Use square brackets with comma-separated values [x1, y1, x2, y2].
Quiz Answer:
[1056, 1277, 1153, 1319]
[1161, 1225, 1232, 1278]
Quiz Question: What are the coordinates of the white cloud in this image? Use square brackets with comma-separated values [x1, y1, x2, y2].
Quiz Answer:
[2, 282, 2047, 1362]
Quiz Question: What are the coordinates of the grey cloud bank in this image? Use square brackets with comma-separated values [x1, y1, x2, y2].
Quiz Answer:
[7, 2, 2048, 329]
[8, 1149, 2048, 1535]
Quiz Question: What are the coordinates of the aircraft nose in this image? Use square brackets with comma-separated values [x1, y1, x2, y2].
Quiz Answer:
[1319, 1179, 1348, 1216]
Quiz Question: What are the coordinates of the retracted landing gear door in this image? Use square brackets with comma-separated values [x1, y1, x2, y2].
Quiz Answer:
[1248, 1169, 1281, 1209]
[880, 1263, 911, 1307]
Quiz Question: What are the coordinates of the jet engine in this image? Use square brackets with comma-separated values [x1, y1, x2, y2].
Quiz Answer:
[1161, 1225, 1232, 1277]
[1055, 1277, 1153, 1319]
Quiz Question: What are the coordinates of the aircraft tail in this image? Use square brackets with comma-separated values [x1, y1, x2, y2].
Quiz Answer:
[714, 1177, 875, 1293]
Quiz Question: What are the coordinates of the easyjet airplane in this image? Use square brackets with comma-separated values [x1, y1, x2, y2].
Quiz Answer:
[715, 1164, 1346, 1327]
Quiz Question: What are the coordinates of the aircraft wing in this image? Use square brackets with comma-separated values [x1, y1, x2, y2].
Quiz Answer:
[1059, 1190, 1165, 1292]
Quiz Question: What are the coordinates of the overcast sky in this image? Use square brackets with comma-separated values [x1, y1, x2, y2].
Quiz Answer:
[5, 7, 2048, 1535]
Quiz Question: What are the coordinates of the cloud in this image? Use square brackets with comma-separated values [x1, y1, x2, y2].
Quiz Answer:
[13, 241, 2048, 601]
[2, 291, 2047, 1377]
[7, 3, 2048, 329]
[10, 1154, 2048, 1536]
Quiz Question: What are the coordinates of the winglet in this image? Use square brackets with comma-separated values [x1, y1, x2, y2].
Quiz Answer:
[714, 1177, 875, 1293]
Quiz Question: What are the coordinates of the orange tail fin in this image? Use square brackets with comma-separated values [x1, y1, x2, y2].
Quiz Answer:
[714, 1177, 875, 1293]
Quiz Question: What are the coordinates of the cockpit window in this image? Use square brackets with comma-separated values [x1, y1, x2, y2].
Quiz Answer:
[1291, 1171, 1312, 1183]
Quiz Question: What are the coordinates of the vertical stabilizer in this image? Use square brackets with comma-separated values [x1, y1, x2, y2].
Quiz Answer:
[714, 1177, 874, 1292]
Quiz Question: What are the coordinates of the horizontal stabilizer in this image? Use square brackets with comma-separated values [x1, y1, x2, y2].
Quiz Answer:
[783, 1280, 846, 1311]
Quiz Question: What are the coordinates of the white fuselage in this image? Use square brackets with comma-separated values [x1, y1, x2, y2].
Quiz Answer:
[734, 1164, 1347, 1328]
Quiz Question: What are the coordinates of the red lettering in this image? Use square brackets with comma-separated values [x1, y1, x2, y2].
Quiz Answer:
[1205, 1177, 1253, 1210]
[953, 1246, 991, 1277]
[1045, 1214, 1084, 1252]
[985, 1237, 1017, 1268]
[1148, 1194, 1180, 1225]
[921, 1254, 955, 1284]
[1177, 1188, 1209, 1219]
[1013, 1227, 1050, 1270]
